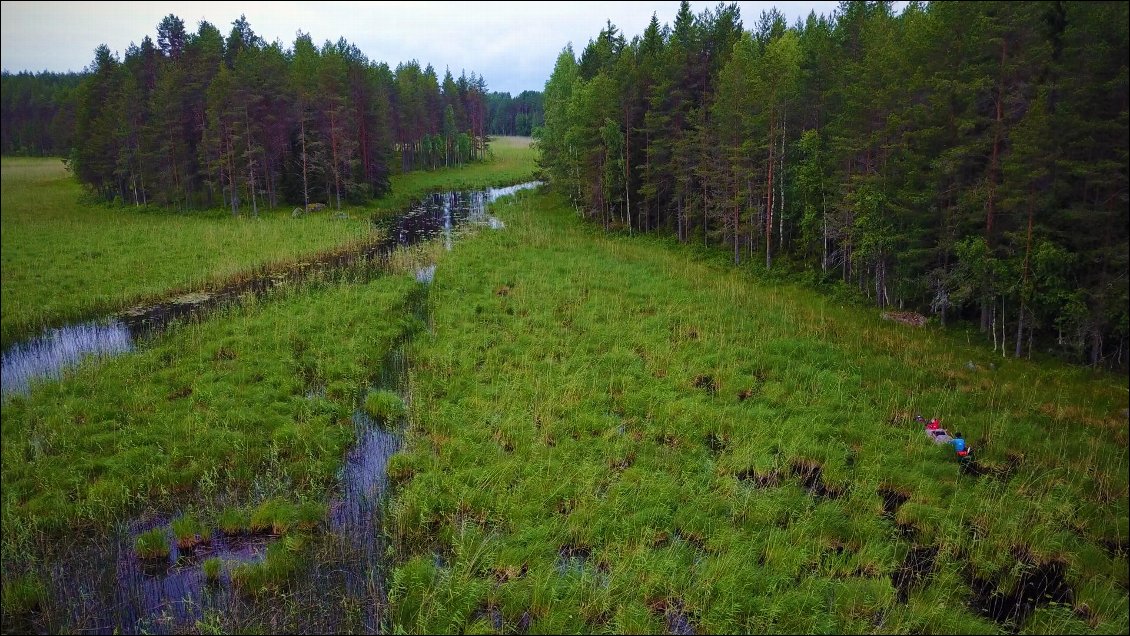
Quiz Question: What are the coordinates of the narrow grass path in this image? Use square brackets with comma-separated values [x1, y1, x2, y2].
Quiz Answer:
[389, 189, 1128, 634]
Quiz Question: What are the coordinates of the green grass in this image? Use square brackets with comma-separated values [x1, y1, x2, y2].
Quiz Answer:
[0, 137, 535, 347]
[379, 136, 539, 213]
[1, 273, 422, 555]
[134, 527, 170, 560]
[202, 556, 223, 583]
[170, 513, 211, 549]
[0, 572, 46, 617]
[385, 189, 1128, 634]
[365, 389, 407, 425]
[230, 533, 309, 596]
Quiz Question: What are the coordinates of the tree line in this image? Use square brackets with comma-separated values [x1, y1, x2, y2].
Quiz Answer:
[537, 1, 1128, 368]
[0, 71, 82, 156]
[486, 90, 544, 136]
[47, 14, 490, 213]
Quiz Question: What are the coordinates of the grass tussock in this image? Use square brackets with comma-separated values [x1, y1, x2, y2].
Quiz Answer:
[364, 389, 406, 425]
[134, 528, 170, 560]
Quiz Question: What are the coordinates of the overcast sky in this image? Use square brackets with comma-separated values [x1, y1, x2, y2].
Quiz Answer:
[2, 1, 849, 95]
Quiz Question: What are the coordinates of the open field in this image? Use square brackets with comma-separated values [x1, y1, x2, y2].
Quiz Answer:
[387, 190, 1128, 634]
[0, 137, 535, 347]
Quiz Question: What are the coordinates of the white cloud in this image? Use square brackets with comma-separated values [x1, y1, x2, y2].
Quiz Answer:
[1, 1, 849, 94]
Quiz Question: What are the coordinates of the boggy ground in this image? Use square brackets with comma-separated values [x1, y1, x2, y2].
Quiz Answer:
[0, 136, 535, 347]
[0, 266, 428, 630]
[387, 190, 1128, 634]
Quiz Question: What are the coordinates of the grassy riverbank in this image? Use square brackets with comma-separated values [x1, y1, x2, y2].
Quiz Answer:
[387, 189, 1128, 634]
[0, 137, 535, 347]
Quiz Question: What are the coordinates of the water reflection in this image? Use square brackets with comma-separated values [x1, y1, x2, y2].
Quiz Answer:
[1, 321, 132, 396]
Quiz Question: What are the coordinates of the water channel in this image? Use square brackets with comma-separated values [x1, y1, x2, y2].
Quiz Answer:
[1, 181, 538, 399]
[2, 181, 538, 633]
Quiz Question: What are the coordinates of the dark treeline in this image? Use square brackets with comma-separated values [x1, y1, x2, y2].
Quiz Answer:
[64, 14, 490, 213]
[0, 71, 83, 156]
[486, 90, 544, 136]
[538, 1, 1129, 368]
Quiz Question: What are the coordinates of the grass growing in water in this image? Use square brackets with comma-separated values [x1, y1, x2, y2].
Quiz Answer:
[170, 514, 211, 550]
[365, 389, 406, 425]
[2, 273, 422, 572]
[134, 528, 169, 560]
[386, 189, 1128, 634]
[202, 557, 223, 583]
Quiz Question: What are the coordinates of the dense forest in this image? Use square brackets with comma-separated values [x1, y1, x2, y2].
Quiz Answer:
[486, 90, 544, 136]
[14, 14, 493, 213]
[0, 71, 82, 156]
[537, 0, 1129, 368]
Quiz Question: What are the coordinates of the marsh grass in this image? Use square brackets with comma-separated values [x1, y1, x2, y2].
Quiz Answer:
[365, 390, 407, 425]
[170, 514, 211, 550]
[134, 527, 170, 560]
[385, 189, 1128, 633]
[1, 271, 422, 581]
[0, 137, 534, 347]
[202, 556, 223, 583]
[0, 572, 46, 617]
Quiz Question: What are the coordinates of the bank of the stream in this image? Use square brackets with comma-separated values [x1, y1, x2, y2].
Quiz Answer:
[0, 136, 536, 348]
[1, 181, 539, 399]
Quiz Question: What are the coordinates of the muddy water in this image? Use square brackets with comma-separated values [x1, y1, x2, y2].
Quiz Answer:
[0, 181, 539, 399]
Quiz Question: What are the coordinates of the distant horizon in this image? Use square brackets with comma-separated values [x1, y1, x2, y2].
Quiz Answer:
[0, 1, 856, 95]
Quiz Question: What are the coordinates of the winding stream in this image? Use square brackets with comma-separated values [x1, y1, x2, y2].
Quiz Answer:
[2, 180, 536, 633]
[0, 181, 539, 399]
